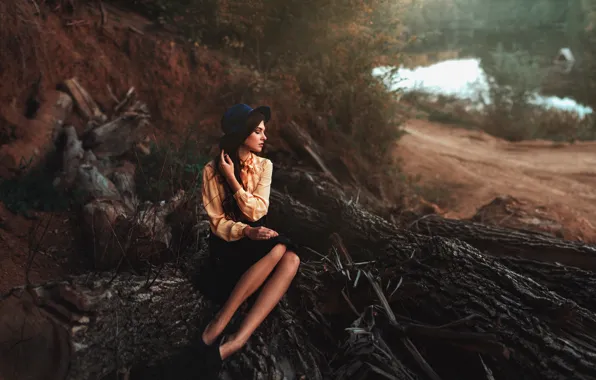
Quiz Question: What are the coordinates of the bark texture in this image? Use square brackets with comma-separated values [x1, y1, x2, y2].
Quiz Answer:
[50, 80, 183, 270]
[496, 256, 596, 314]
[2, 190, 596, 380]
[406, 214, 596, 271]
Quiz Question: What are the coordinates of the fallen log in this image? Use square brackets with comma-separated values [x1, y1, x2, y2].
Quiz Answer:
[47, 82, 181, 270]
[269, 188, 596, 378]
[269, 180, 596, 319]
[0, 244, 323, 380]
[496, 256, 596, 314]
[268, 179, 596, 313]
[271, 170, 596, 273]
[0, 273, 207, 380]
[273, 165, 387, 217]
[374, 236, 596, 380]
[82, 100, 150, 159]
[80, 189, 184, 270]
[406, 213, 596, 271]
[3, 190, 596, 380]
[57, 125, 86, 190]
[280, 121, 340, 185]
[267, 180, 410, 256]
[62, 78, 107, 124]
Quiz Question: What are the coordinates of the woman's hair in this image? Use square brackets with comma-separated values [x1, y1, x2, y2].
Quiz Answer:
[213, 111, 265, 220]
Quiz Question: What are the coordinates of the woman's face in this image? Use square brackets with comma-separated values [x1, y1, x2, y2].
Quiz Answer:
[243, 121, 267, 153]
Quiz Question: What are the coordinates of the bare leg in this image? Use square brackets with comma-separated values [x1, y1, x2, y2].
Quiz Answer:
[219, 251, 300, 359]
[202, 243, 287, 345]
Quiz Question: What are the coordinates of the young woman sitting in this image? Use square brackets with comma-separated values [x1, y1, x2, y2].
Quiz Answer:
[198, 103, 300, 374]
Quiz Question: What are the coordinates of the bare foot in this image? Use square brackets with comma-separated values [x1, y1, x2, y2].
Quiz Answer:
[201, 320, 224, 346]
[219, 335, 245, 360]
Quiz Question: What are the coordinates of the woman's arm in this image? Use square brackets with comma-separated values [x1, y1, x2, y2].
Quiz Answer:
[202, 164, 249, 242]
[232, 159, 273, 222]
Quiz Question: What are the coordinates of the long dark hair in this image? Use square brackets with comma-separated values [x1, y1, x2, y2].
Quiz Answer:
[213, 111, 265, 220]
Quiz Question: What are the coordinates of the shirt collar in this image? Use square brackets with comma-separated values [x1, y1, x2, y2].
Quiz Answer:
[240, 153, 256, 174]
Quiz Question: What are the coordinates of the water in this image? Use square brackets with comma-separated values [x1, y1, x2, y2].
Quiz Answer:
[372, 58, 593, 118]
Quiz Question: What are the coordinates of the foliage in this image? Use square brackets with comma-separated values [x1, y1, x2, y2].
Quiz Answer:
[280, 0, 408, 160]
[406, 89, 596, 142]
[478, 43, 594, 142]
[110, 0, 407, 165]
[398, 0, 596, 141]
[261, 0, 406, 161]
[400, 0, 596, 106]
[135, 131, 210, 203]
[108, 0, 217, 42]
[483, 44, 545, 92]
[404, 0, 591, 36]
[479, 45, 546, 141]
[0, 155, 70, 216]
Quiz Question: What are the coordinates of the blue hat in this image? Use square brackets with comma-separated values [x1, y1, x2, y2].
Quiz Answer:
[221, 104, 271, 136]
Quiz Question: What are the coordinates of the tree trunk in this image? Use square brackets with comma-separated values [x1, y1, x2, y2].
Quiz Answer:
[50, 80, 181, 270]
[269, 169, 407, 254]
[280, 121, 340, 185]
[273, 168, 596, 273]
[3, 190, 596, 380]
[0, 271, 206, 380]
[496, 256, 596, 314]
[377, 236, 596, 380]
[0, 248, 322, 380]
[81, 100, 150, 159]
[61, 78, 107, 124]
[405, 214, 596, 271]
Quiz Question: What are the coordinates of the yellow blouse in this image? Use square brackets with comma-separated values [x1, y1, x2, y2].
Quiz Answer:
[202, 153, 273, 242]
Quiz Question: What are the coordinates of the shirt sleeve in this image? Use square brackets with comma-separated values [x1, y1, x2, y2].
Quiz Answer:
[202, 164, 248, 242]
[233, 159, 273, 222]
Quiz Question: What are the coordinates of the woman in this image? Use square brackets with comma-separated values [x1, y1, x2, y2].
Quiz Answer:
[198, 103, 300, 371]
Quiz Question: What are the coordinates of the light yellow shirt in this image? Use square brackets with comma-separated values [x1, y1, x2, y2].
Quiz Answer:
[202, 153, 273, 242]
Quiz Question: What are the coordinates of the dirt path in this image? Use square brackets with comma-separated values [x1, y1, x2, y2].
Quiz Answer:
[396, 119, 596, 237]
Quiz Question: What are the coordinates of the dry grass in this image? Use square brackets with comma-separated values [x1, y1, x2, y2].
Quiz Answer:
[403, 92, 596, 142]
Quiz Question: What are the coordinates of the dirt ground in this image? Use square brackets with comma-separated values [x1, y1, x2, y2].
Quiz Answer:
[0, 205, 80, 293]
[396, 119, 596, 241]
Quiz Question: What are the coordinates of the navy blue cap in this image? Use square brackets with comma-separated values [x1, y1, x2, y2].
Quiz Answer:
[221, 104, 271, 136]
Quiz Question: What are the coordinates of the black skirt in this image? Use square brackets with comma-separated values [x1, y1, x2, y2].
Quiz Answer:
[202, 217, 296, 305]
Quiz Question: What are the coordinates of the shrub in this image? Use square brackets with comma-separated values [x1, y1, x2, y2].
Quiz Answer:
[479, 44, 547, 140]
[0, 155, 70, 216]
[135, 130, 210, 203]
[472, 44, 596, 142]
[110, 0, 407, 165]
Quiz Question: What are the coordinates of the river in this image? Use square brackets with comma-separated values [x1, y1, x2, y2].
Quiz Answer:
[373, 58, 593, 118]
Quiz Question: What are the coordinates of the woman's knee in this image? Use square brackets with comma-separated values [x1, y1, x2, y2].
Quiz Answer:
[270, 243, 286, 259]
[280, 251, 300, 271]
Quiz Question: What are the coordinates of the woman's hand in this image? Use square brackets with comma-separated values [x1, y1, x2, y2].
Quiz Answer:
[243, 226, 279, 240]
[219, 150, 235, 180]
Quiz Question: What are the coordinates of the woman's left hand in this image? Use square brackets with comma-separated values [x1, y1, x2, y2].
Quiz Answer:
[219, 150, 235, 179]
